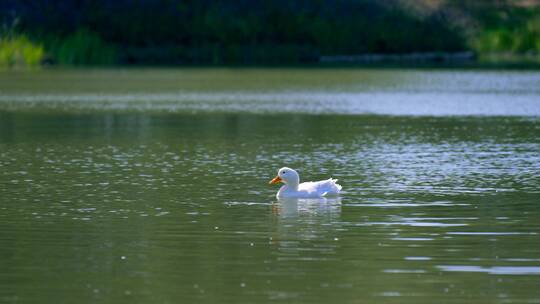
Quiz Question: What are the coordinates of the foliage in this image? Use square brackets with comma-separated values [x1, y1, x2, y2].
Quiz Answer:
[0, 34, 44, 67]
[45, 29, 117, 65]
[1, 0, 539, 65]
[472, 10, 540, 54]
[0, 0, 465, 65]
[0, 17, 44, 67]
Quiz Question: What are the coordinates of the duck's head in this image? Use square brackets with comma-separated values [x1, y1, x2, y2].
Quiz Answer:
[269, 167, 299, 185]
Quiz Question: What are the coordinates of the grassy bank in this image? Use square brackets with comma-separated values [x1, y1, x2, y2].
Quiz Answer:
[1, 0, 539, 67]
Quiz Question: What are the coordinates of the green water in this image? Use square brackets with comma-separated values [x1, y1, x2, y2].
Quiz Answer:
[1, 68, 540, 303]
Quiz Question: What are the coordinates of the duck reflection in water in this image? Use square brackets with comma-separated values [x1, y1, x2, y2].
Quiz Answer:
[269, 197, 342, 252]
[271, 197, 342, 218]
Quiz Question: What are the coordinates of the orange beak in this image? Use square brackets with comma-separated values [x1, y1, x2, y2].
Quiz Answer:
[269, 176, 282, 185]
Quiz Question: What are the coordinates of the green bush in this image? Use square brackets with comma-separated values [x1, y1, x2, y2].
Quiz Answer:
[474, 29, 513, 53]
[48, 29, 117, 65]
[0, 34, 44, 67]
[474, 29, 540, 54]
[472, 9, 540, 55]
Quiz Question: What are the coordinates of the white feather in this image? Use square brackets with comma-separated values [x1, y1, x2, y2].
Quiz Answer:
[271, 167, 342, 199]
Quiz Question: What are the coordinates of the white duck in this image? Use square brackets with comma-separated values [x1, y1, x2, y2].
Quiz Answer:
[269, 167, 342, 199]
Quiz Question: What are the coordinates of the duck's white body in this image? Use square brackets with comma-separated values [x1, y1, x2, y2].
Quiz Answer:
[270, 167, 342, 199]
[277, 178, 342, 198]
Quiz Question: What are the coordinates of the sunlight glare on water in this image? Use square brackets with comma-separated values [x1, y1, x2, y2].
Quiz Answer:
[1, 69, 540, 116]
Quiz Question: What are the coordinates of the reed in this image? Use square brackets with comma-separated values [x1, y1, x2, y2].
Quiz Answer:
[0, 34, 44, 67]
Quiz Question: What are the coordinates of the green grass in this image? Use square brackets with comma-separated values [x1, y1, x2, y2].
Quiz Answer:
[0, 34, 44, 67]
[46, 29, 117, 65]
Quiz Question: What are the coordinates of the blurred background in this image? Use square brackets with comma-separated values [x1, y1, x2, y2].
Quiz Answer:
[1, 0, 540, 67]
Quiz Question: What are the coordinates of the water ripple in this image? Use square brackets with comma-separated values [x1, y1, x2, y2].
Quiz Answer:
[437, 265, 540, 275]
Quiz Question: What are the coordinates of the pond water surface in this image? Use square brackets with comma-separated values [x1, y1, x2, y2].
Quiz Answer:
[1, 68, 539, 303]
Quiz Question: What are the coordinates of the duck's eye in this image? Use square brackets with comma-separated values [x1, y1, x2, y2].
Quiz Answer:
[282, 171, 287, 174]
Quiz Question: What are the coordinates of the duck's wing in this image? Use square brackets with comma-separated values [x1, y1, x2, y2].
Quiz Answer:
[299, 178, 342, 196]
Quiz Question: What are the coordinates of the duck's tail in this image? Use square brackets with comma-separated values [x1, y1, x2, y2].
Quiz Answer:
[330, 178, 342, 191]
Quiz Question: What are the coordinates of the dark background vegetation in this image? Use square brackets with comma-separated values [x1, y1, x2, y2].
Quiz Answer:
[1, 0, 539, 65]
